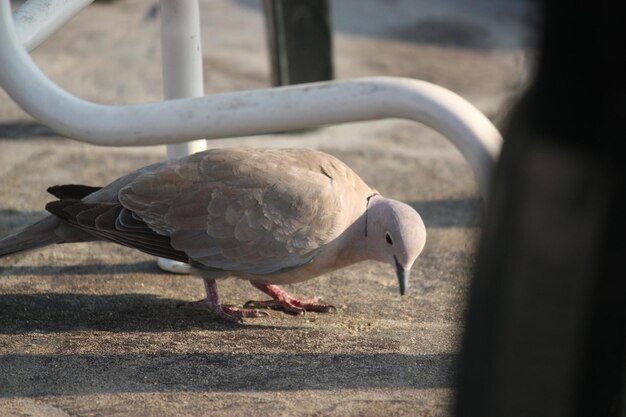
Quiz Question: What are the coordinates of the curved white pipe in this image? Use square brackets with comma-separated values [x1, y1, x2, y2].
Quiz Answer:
[0, 0, 501, 197]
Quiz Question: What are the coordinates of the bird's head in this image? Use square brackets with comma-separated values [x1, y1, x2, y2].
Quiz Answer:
[365, 195, 426, 295]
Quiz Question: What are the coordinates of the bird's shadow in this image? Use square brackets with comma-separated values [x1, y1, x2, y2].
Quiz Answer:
[0, 291, 301, 334]
[0, 259, 299, 334]
[0, 259, 306, 333]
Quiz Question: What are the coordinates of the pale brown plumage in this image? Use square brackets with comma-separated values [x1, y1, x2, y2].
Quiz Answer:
[117, 148, 371, 275]
[0, 147, 426, 322]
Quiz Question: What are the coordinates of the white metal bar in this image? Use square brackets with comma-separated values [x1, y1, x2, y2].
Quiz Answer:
[159, 0, 207, 159]
[13, 0, 94, 52]
[0, 0, 501, 198]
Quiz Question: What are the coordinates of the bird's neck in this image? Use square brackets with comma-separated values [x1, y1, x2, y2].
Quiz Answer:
[332, 206, 378, 266]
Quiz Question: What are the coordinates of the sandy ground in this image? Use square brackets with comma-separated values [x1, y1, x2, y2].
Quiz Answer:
[0, 1, 535, 415]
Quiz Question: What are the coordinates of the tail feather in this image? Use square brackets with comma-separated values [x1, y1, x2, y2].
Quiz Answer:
[47, 184, 102, 200]
[0, 215, 64, 258]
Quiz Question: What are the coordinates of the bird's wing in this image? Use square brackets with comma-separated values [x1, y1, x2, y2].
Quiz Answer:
[46, 199, 190, 263]
[118, 148, 361, 275]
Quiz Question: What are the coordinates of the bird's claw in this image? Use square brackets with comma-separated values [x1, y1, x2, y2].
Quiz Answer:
[323, 304, 338, 313]
[244, 299, 304, 315]
[215, 305, 268, 322]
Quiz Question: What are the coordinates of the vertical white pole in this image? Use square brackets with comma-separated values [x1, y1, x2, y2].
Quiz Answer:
[160, 0, 207, 158]
[158, 0, 206, 273]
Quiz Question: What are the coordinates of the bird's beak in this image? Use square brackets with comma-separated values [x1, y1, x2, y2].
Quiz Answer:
[394, 256, 409, 295]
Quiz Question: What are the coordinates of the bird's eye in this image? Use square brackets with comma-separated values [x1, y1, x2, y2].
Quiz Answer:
[385, 232, 393, 245]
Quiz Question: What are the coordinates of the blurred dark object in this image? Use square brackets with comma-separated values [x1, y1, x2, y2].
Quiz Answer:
[262, 0, 333, 86]
[456, 1, 626, 417]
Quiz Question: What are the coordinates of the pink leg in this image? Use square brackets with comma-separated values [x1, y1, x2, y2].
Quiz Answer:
[179, 278, 267, 322]
[244, 282, 337, 315]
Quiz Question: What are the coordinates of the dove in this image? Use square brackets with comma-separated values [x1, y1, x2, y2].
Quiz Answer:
[0, 147, 426, 321]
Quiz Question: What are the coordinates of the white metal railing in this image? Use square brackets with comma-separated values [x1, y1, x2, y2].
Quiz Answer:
[0, 0, 502, 200]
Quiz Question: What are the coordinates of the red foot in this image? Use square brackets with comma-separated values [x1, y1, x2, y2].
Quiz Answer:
[245, 283, 337, 315]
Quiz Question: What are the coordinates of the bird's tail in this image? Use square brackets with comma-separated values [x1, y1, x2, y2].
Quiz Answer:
[0, 215, 63, 258]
